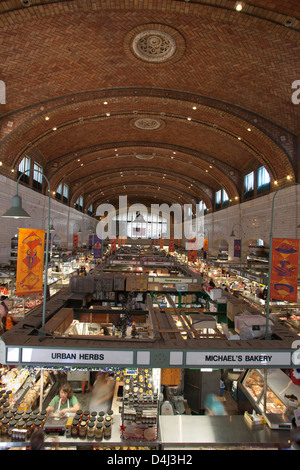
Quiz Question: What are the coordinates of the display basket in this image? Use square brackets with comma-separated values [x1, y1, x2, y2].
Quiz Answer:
[120, 421, 158, 441]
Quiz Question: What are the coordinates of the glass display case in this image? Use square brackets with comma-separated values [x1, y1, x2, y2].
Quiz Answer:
[240, 370, 286, 414]
[237, 369, 300, 417]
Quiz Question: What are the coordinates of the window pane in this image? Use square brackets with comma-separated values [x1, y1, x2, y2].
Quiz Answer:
[18, 156, 31, 175]
[63, 184, 69, 199]
[222, 189, 229, 202]
[257, 166, 270, 187]
[244, 171, 254, 192]
[33, 163, 43, 183]
[215, 190, 221, 204]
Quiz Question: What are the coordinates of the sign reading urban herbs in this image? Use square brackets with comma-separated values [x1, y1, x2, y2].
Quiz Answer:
[18, 348, 134, 365]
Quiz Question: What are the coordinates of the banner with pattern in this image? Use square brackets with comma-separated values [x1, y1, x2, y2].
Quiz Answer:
[270, 238, 299, 303]
[16, 228, 45, 296]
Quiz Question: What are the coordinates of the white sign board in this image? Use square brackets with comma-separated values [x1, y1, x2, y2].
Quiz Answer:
[185, 351, 291, 367]
[20, 348, 134, 365]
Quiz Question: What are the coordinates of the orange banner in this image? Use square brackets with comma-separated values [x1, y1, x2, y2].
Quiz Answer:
[73, 234, 78, 248]
[16, 228, 45, 296]
[203, 238, 208, 252]
[169, 238, 174, 253]
[111, 237, 116, 253]
[160, 238, 164, 249]
[188, 250, 197, 262]
[270, 238, 299, 303]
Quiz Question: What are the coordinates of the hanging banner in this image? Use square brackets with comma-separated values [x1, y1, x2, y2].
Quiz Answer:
[73, 234, 78, 248]
[155, 239, 159, 246]
[93, 235, 103, 259]
[270, 238, 299, 303]
[111, 237, 116, 253]
[177, 239, 181, 247]
[169, 238, 175, 253]
[16, 228, 45, 296]
[234, 239, 241, 258]
[188, 238, 197, 250]
[203, 238, 208, 252]
[188, 250, 197, 262]
[118, 236, 122, 247]
[88, 234, 93, 249]
[160, 238, 164, 249]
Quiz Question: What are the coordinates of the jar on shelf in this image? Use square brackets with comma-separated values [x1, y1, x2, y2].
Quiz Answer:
[95, 422, 103, 440]
[8, 419, 17, 437]
[17, 419, 26, 430]
[87, 421, 95, 439]
[16, 410, 24, 419]
[97, 415, 104, 423]
[2, 402, 10, 414]
[79, 421, 87, 438]
[106, 409, 114, 423]
[1, 418, 9, 436]
[26, 420, 34, 439]
[34, 419, 43, 430]
[103, 420, 112, 439]
[71, 419, 79, 437]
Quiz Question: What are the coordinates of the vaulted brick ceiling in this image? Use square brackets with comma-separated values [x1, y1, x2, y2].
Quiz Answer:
[0, 0, 299, 214]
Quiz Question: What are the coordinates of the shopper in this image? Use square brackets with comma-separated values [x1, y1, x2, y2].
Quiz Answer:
[204, 393, 227, 416]
[89, 371, 115, 413]
[30, 429, 45, 450]
[30, 429, 59, 450]
[209, 277, 216, 288]
[0, 296, 10, 333]
[46, 382, 80, 416]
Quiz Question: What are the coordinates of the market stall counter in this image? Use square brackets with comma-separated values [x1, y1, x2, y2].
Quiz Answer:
[0, 414, 293, 449]
[159, 415, 292, 450]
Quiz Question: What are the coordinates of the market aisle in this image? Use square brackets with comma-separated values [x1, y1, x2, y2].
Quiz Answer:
[223, 390, 239, 415]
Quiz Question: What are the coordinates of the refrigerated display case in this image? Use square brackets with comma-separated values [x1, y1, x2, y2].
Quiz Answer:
[237, 369, 300, 422]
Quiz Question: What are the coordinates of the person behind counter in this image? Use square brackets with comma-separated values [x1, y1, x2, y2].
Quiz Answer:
[89, 372, 115, 413]
[46, 382, 80, 416]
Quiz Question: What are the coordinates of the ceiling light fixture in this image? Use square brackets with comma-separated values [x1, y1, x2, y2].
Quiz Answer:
[235, 2, 244, 11]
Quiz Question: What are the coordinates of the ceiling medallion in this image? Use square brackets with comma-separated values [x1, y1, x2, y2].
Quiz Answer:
[132, 30, 176, 63]
[134, 118, 162, 130]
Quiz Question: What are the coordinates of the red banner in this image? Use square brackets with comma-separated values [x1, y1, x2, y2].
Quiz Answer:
[73, 234, 78, 248]
[111, 237, 116, 253]
[270, 238, 299, 303]
[169, 238, 174, 253]
[16, 228, 45, 296]
[188, 250, 197, 262]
